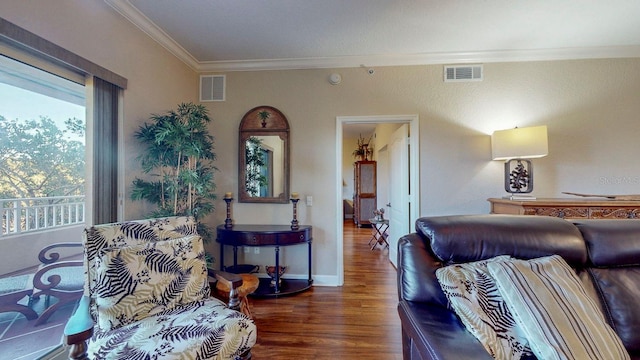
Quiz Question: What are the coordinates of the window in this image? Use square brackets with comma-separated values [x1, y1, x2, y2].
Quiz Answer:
[0, 17, 125, 359]
[0, 54, 87, 359]
[0, 55, 86, 220]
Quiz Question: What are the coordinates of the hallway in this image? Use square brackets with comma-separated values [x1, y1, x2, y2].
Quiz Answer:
[250, 220, 402, 359]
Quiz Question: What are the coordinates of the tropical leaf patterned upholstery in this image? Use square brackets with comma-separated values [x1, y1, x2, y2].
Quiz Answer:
[94, 235, 210, 331]
[82, 216, 256, 359]
[90, 300, 255, 359]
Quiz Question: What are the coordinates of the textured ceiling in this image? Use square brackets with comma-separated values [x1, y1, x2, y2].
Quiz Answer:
[109, 0, 640, 71]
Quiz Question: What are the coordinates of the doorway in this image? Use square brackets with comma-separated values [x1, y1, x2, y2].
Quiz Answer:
[335, 115, 420, 286]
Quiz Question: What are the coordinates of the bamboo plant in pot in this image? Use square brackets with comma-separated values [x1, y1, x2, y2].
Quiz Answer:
[131, 102, 217, 242]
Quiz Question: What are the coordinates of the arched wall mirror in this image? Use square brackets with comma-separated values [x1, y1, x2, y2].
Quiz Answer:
[238, 106, 290, 203]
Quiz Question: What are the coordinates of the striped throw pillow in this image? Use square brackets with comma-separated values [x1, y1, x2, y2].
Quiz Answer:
[487, 255, 629, 360]
[436, 256, 532, 360]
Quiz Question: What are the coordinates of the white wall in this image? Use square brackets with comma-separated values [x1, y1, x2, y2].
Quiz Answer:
[3, 2, 640, 284]
[210, 61, 640, 282]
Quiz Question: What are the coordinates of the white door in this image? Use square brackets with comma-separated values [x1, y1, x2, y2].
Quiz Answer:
[388, 124, 410, 267]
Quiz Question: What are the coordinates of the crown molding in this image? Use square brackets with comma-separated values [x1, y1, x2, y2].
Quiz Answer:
[106, 1, 640, 73]
[195, 46, 640, 72]
[105, 0, 200, 71]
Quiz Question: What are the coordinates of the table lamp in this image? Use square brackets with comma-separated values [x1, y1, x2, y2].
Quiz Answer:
[491, 125, 548, 199]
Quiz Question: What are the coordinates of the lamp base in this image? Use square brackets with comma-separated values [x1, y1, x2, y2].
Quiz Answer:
[503, 194, 537, 201]
[504, 159, 534, 194]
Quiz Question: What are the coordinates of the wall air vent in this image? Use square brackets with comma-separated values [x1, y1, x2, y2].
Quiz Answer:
[200, 75, 225, 101]
[444, 65, 483, 82]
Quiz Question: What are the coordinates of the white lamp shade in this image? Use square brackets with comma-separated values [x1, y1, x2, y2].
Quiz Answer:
[491, 125, 548, 160]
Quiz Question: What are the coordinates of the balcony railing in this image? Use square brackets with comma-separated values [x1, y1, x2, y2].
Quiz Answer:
[1, 196, 85, 237]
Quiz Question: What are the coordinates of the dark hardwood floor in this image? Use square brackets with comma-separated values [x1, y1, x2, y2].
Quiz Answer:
[250, 220, 402, 359]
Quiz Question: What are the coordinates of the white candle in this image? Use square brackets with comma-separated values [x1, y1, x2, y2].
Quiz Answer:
[224, 192, 233, 199]
[291, 192, 299, 199]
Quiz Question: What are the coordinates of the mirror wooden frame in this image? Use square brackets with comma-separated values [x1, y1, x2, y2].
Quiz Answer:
[238, 105, 290, 203]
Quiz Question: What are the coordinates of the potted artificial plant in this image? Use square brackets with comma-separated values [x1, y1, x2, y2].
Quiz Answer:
[352, 133, 373, 161]
[131, 102, 217, 241]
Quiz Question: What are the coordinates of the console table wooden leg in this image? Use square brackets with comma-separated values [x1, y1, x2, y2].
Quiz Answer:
[274, 246, 280, 293]
[219, 244, 224, 271]
[233, 246, 238, 269]
[308, 240, 312, 284]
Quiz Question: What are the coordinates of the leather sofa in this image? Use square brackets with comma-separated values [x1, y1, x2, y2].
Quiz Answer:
[397, 214, 639, 360]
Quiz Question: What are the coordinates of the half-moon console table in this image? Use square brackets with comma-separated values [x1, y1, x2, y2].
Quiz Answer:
[216, 224, 313, 297]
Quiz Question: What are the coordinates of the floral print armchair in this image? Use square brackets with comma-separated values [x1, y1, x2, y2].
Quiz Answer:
[63, 217, 256, 360]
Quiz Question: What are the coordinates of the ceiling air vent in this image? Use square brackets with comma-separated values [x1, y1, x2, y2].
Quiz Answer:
[200, 75, 225, 101]
[444, 65, 483, 82]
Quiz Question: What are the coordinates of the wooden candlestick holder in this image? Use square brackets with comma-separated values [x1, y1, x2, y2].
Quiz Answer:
[290, 198, 300, 230]
[224, 197, 234, 229]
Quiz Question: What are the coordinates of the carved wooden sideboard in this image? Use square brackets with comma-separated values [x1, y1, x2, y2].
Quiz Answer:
[353, 161, 377, 226]
[488, 198, 640, 219]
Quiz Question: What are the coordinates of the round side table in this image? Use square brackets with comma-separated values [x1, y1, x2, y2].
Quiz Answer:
[216, 273, 260, 318]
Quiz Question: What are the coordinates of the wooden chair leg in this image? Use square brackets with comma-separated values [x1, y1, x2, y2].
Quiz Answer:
[65, 328, 93, 360]
[67, 341, 90, 360]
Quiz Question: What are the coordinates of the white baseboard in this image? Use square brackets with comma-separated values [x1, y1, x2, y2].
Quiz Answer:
[310, 274, 340, 286]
